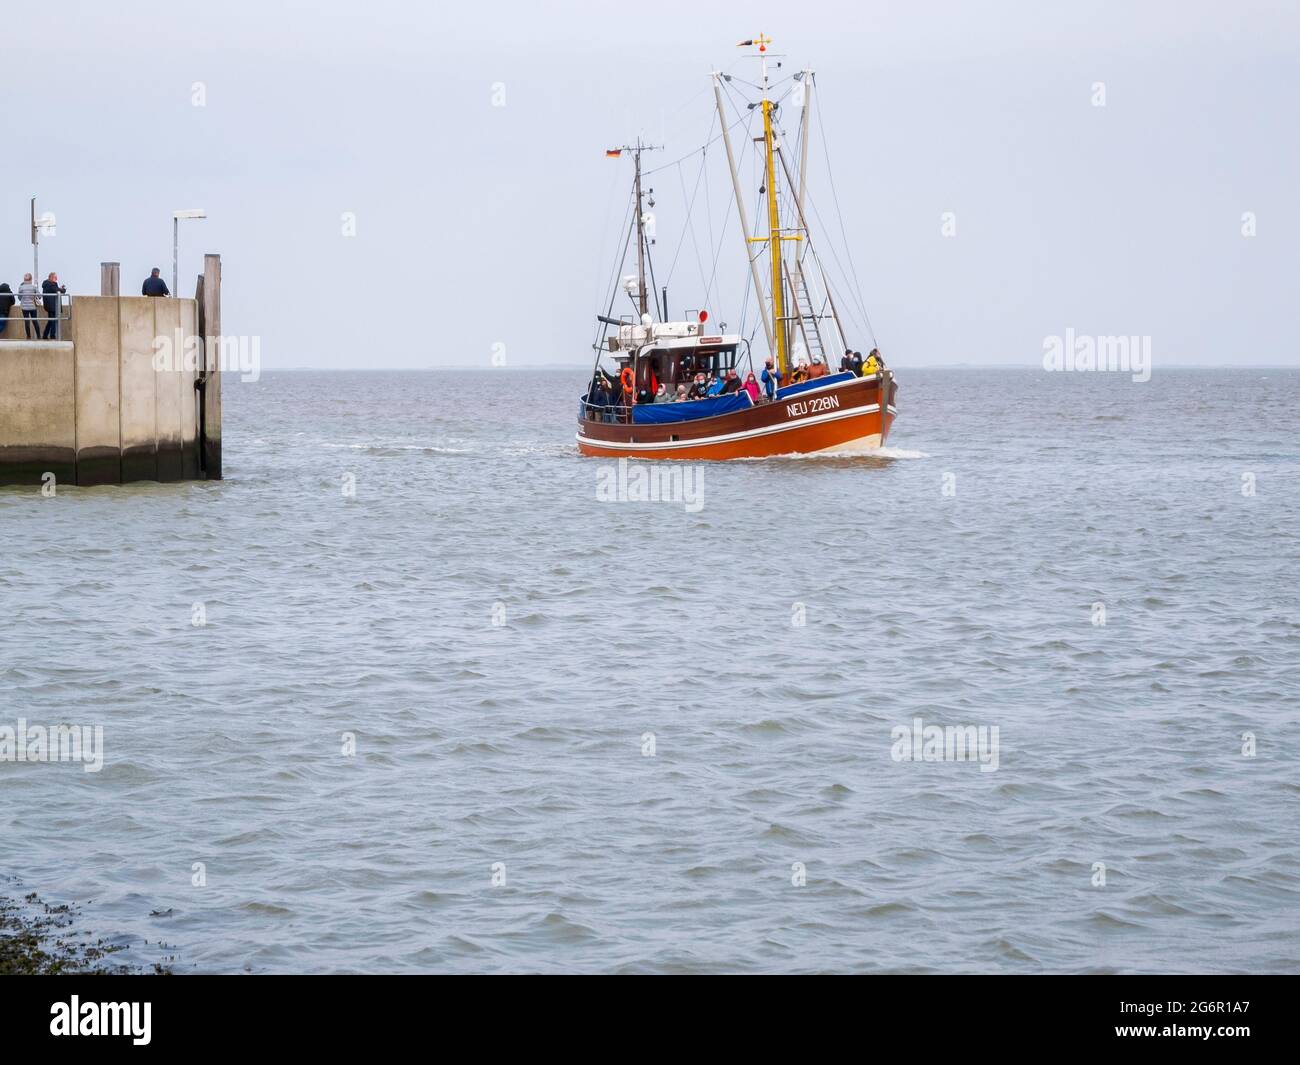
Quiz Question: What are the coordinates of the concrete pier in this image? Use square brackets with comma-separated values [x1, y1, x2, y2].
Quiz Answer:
[0, 257, 223, 487]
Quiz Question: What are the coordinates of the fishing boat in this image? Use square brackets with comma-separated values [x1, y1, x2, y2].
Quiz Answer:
[577, 35, 897, 461]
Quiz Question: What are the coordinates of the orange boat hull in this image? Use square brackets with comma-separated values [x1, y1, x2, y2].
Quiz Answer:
[577, 373, 897, 460]
[577, 407, 894, 459]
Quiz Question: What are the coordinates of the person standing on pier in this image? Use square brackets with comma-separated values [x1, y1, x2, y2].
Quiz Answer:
[142, 268, 170, 297]
[41, 273, 66, 340]
[0, 284, 13, 338]
[17, 275, 41, 339]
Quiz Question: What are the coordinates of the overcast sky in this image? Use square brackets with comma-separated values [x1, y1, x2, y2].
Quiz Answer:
[3, 0, 1296, 368]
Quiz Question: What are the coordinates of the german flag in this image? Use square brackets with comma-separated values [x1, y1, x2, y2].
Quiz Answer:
[605, 148, 622, 158]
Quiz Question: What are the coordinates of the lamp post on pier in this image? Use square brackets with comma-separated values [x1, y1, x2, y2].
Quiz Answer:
[31, 197, 57, 280]
[172, 209, 207, 296]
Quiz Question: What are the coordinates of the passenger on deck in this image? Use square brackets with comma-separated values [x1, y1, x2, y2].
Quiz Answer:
[742, 373, 761, 402]
[652, 383, 672, 403]
[790, 359, 810, 385]
[864, 349, 882, 375]
[674, 384, 689, 401]
[807, 355, 828, 379]
[688, 374, 709, 400]
[588, 376, 610, 414]
[839, 349, 854, 373]
[705, 374, 724, 397]
[0, 284, 13, 338]
[721, 369, 743, 394]
[760, 358, 782, 399]
[850, 350, 864, 376]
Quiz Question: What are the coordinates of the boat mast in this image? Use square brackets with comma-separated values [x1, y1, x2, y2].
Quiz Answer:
[796, 70, 812, 218]
[741, 34, 791, 376]
[713, 73, 774, 354]
[777, 146, 850, 358]
[608, 140, 661, 319]
[634, 141, 648, 319]
[762, 94, 787, 374]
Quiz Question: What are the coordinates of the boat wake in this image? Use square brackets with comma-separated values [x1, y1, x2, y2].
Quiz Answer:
[751, 445, 929, 462]
[321, 443, 475, 454]
[857, 446, 929, 460]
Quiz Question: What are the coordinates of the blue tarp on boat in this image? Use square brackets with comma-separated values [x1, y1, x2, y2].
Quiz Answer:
[776, 371, 856, 400]
[631, 392, 754, 424]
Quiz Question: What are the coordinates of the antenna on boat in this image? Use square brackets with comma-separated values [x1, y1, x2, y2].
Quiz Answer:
[605, 139, 662, 320]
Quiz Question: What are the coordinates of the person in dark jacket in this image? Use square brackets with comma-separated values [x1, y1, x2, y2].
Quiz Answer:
[720, 369, 743, 394]
[0, 283, 13, 338]
[142, 268, 170, 297]
[41, 273, 66, 339]
[850, 351, 864, 376]
[839, 349, 854, 373]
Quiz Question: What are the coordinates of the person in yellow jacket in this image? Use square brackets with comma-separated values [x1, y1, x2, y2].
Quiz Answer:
[864, 349, 883, 375]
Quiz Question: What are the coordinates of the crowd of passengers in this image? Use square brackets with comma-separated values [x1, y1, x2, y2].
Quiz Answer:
[589, 347, 885, 409]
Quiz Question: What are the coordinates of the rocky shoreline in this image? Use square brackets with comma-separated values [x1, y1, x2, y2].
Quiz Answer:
[0, 887, 173, 975]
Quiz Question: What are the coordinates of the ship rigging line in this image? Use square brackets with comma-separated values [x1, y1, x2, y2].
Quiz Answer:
[664, 112, 715, 290]
[591, 208, 637, 365]
[664, 106, 752, 321]
[813, 81, 878, 347]
[671, 158, 710, 309]
[719, 71, 878, 352]
[593, 185, 634, 312]
[643, 107, 751, 178]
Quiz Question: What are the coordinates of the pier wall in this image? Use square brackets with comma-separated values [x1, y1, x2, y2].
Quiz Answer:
[0, 342, 76, 485]
[0, 291, 215, 487]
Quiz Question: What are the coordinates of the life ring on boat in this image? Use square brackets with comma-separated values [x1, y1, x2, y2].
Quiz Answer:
[620, 367, 636, 395]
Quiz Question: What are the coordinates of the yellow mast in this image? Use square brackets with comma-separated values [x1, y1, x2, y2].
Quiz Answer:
[741, 34, 794, 377]
[762, 96, 787, 375]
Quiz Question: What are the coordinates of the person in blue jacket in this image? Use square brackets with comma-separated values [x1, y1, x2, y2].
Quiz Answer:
[142, 268, 170, 297]
[760, 358, 783, 400]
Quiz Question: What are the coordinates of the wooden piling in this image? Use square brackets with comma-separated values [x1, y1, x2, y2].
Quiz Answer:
[99, 262, 120, 297]
[199, 253, 222, 480]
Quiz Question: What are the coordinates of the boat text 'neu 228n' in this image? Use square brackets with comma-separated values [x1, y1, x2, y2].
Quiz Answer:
[577, 35, 897, 460]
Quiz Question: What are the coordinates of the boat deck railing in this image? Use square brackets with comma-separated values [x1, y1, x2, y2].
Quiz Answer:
[580, 400, 633, 424]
